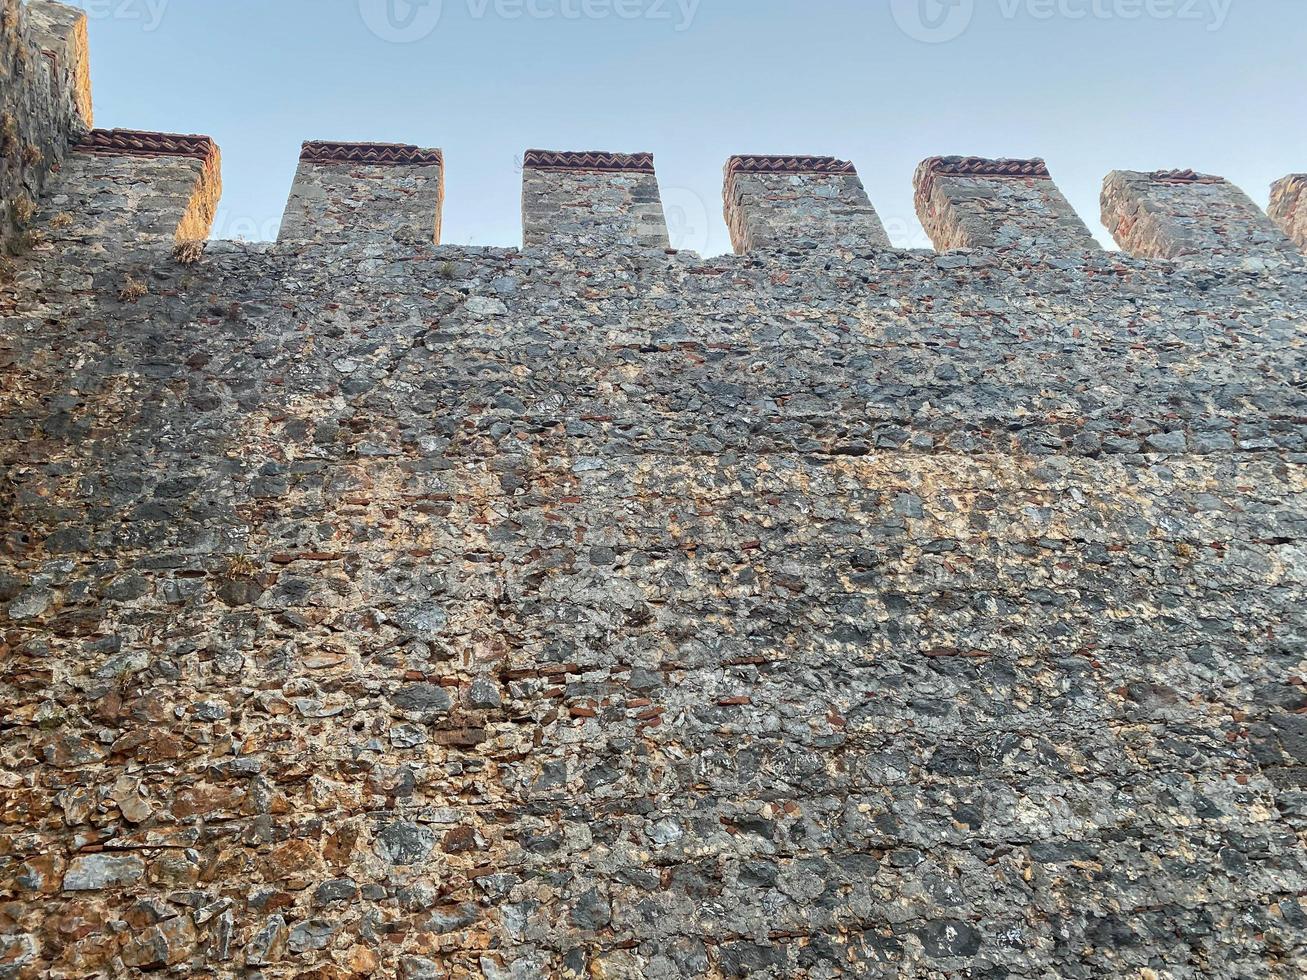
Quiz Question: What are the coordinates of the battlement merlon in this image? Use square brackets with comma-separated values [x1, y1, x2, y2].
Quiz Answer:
[1269, 174, 1307, 251]
[1, 0, 93, 252]
[723, 155, 890, 254]
[41, 129, 222, 242]
[1101, 169, 1296, 261]
[521, 150, 669, 249]
[914, 156, 1099, 254]
[278, 141, 444, 245]
[23, 0, 92, 128]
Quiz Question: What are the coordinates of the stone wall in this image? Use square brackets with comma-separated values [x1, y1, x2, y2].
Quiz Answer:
[1101, 169, 1298, 263]
[1271, 174, 1307, 251]
[724, 156, 890, 253]
[0, 0, 90, 255]
[521, 151, 669, 249]
[2, 3, 1307, 977]
[38, 129, 222, 245]
[3, 222, 1307, 979]
[914, 157, 1099, 253]
[279, 142, 444, 246]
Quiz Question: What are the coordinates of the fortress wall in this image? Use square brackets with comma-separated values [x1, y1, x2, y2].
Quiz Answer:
[521, 150, 669, 248]
[35, 128, 222, 245]
[1102, 169, 1299, 261]
[0, 0, 90, 254]
[2, 2, 1307, 976]
[914, 157, 1100, 253]
[1271, 174, 1307, 251]
[2, 236, 1306, 978]
[278, 142, 445, 245]
[723, 155, 890, 253]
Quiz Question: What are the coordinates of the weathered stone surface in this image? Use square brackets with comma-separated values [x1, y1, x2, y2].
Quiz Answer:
[244, 915, 288, 967]
[3, 2, 1307, 976]
[62, 854, 145, 891]
[1103, 169, 1297, 261]
[725, 157, 890, 252]
[278, 143, 443, 245]
[915, 156, 1099, 253]
[0, 0, 90, 254]
[5, 222, 1304, 976]
[37, 136, 221, 244]
[522, 152, 669, 248]
[118, 915, 197, 969]
[1271, 174, 1307, 251]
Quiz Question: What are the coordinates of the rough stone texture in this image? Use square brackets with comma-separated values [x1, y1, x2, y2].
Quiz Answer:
[4, 6, 1307, 978]
[1102, 170, 1298, 263]
[0, 0, 91, 254]
[724, 160, 890, 253]
[3, 225, 1307, 977]
[914, 158, 1099, 254]
[522, 156, 669, 249]
[279, 147, 444, 245]
[36, 141, 221, 244]
[1270, 174, 1307, 252]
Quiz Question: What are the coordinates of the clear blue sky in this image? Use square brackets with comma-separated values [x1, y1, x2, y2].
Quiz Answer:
[72, 0, 1307, 255]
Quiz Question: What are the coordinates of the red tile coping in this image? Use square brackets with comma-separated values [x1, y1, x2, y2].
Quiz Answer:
[915, 156, 1051, 203]
[300, 141, 443, 166]
[724, 156, 862, 210]
[523, 150, 655, 174]
[726, 155, 858, 177]
[75, 129, 218, 165]
[1146, 169, 1226, 185]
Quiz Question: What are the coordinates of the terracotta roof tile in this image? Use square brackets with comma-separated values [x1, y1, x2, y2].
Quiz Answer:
[523, 150, 655, 173]
[726, 155, 857, 177]
[915, 156, 1052, 204]
[1147, 169, 1226, 184]
[75, 128, 218, 164]
[300, 141, 443, 166]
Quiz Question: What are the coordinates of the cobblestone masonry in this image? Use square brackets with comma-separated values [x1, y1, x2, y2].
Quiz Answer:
[1101, 170, 1299, 263]
[3, 3, 1307, 978]
[43, 130, 221, 245]
[1270, 175, 1307, 252]
[724, 157, 891, 254]
[0, 0, 90, 254]
[279, 143, 444, 246]
[521, 151, 669, 249]
[914, 158, 1099, 254]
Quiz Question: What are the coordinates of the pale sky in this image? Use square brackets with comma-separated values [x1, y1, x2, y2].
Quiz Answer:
[71, 0, 1307, 255]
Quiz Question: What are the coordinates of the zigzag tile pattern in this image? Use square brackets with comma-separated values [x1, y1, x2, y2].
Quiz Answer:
[522, 149, 655, 173]
[725, 155, 858, 177]
[1148, 169, 1227, 184]
[74, 128, 217, 164]
[915, 156, 1052, 204]
[299, 141, 444, 166]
